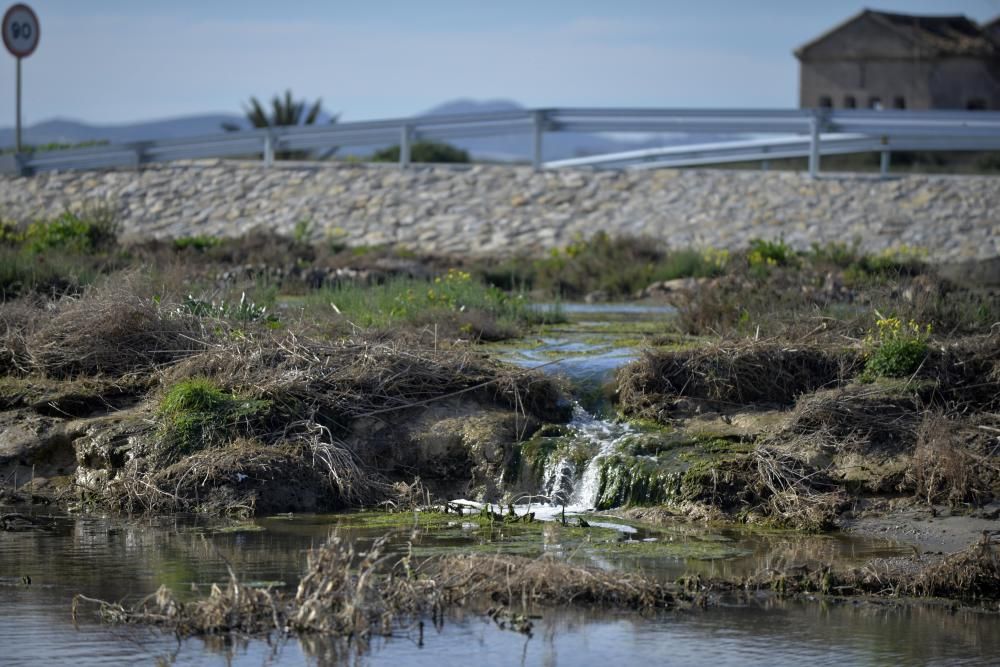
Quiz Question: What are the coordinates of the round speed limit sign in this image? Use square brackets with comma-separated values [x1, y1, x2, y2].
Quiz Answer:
[3, 4, 40, 58]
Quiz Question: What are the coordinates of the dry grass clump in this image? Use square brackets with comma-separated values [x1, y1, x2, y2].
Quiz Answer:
[74, 533, 676, 642]
[14, 286, 204, 378]
[79, 329, 566, 516]
[617, 341, 857, 419]
[114, 438, 378, 516]
[426, 553, 674, 609]
[0, 297, 41, 374]
[74, 534, 416, 640]
[919, 334, 1000, 410]
[167, 335, 569, 427]
[788, 386, 922, 451]
[682, 445, 844, 532]
[908, 412, 1000, 506]
[911, 532, 1000, 600]
[747, 445, 846, 531]
[740, 532, 1000, 603]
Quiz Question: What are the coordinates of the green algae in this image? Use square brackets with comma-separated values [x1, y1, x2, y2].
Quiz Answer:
[591, 537, 751, 561]
[330, 510, 465, 531]
[594, 434, 754, 510]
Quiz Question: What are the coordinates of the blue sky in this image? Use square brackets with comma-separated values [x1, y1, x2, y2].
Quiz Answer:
[3, 1, 999, 124]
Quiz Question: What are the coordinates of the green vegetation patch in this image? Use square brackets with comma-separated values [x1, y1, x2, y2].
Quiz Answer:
[477, 231, 727, 299]
[156, 377, 272, 464]
[306, 269, 559, 338]
[178, 292, 280, 326]
[863, 315, 931, 379]
[173, 235, 222, 251]
[0, 206, 120, 296]
[372, 140, 470, 164]
[590, 536, 751, 561]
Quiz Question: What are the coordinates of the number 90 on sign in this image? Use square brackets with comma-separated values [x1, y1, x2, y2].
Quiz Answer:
[3, 4, 40, 58]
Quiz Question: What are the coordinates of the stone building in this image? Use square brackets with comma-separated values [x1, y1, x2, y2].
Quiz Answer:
[795, 9, 1000, 110]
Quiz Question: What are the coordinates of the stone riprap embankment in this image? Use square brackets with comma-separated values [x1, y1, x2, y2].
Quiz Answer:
[0, 161, 997, 260]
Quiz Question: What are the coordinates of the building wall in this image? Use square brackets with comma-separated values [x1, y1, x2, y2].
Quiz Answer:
[797, 13, 1000, 110]
[801, 57, 1000, 110]
[929, 58, 1000, 109]
[799, 60, 934, 109]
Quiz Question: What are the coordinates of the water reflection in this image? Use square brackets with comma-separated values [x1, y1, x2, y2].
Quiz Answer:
[2, 511, 998, 666]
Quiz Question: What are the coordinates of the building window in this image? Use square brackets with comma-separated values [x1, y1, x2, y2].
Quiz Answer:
[893, 96, 906, 109]
[818, 96, 833, 108]
[869, 97, 883, 110]
[967, 98, 987, 110]
[844, 96, 856, 109]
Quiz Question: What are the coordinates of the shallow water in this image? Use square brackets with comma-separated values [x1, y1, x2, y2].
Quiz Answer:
[1, 510, 998, 666]
[493, 303, 673, 413]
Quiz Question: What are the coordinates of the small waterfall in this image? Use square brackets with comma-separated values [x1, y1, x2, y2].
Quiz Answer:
[538, 405, 637, 511]
[541, 457, 576, 506]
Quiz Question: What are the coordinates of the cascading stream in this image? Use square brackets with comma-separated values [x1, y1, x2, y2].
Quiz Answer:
[540, 404, 638, 511]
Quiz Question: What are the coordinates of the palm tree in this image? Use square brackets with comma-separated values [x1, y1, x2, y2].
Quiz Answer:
[222, 90, 331, 131]
[222, 90, 337, 160]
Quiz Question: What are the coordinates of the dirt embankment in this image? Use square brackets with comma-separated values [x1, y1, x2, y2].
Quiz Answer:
[613, 336, 1000, 547]
[0, 286, 570, 516]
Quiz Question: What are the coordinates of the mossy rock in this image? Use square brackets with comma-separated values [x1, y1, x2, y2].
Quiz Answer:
[594, 435, 751, 510]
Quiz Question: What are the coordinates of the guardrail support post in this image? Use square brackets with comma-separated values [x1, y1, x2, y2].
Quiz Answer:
[0, 153, 28, 176]
[263, 134, 274, 167]
[880, 150, 890, 178]
[400, 125, 412, 168]
[808, 114, 820, 179]
[532, 110, 545, 171]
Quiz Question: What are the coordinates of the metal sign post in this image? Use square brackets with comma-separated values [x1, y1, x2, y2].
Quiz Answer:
[3, 4, 40, 154]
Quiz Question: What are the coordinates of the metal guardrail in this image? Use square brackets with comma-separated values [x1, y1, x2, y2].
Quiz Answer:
[545, 132, 1000, 172]
[2, 108, 999, 178]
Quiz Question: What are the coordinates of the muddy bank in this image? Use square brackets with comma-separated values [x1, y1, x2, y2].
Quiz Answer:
[842, 498, 1000, 554]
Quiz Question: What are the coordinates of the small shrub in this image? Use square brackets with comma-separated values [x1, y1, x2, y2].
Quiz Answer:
[858, 245, 927, 276]
[863, 315, 931, 379]
[651, 248, 727, 282]
[747, 238, 795, 271]
[293, 219, 313, 244]
[173, 235, 221, 251]
[0, 220, 25, 246]
[372, 140, 470, 163]
[326, 226, 349, 253]
[22, 206, 119, 254]
[809, 240, 861, 268]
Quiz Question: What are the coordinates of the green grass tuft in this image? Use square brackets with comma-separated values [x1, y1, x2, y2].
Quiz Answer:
[157, 378, 271, 463]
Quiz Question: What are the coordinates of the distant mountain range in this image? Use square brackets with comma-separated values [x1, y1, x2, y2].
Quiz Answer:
[0, 99, 727, 162]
